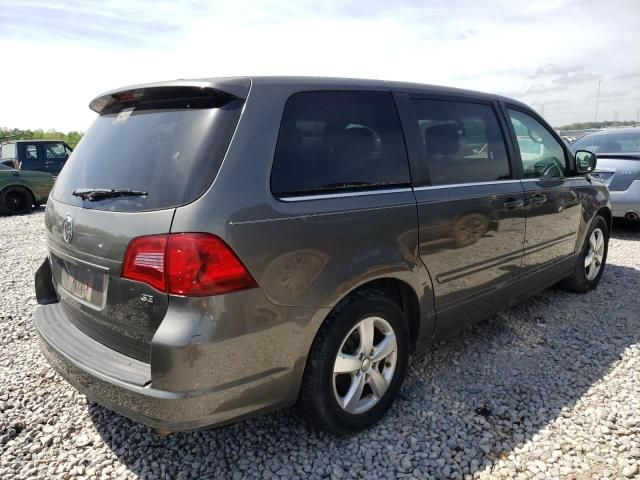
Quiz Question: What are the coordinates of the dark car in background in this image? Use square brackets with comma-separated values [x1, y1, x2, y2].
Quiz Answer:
[570, 127, 640, 221]
[0, 139, 73, 176]
[34, 77, 610, 435]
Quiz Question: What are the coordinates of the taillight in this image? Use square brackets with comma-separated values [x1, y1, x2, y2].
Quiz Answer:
[121, 233, 256, 296]
[121, 235, 168, 291]
[166, 233, 257, 296]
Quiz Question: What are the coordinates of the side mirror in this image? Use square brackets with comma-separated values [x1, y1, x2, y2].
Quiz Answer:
[575, 150, 597, 174]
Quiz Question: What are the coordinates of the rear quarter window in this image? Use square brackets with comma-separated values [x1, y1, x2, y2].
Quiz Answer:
[271, 91, 410, 196]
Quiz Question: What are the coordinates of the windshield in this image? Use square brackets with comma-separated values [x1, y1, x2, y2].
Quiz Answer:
[572, 131, 640, 154]
[52, 100, 243, 212]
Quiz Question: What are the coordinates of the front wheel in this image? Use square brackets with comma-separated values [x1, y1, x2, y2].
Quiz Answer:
[298, 289, 409, 435]
[559, 215, 609, 292]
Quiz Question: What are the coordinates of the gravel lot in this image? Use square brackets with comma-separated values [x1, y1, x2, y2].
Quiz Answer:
[1, 209, 639, 480]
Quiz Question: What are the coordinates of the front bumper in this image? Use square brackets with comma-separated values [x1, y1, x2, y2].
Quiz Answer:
[34, 301, 304, 432]
[610, 179, 640, 218]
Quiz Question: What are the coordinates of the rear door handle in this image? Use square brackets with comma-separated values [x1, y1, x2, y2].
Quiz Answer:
[502, 198, 524, 209]
[45, 161, 54, 165]
[529, 193, 547, 205]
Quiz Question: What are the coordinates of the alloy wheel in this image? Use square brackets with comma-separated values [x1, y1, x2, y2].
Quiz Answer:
[584, 227, 605, 281]
[332, 316, 397, 414]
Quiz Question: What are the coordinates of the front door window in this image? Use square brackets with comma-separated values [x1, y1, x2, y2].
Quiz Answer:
[508, 110, 566, 179]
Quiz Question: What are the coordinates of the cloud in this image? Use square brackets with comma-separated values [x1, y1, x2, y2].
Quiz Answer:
[529, 63, 583, 78]
[543, 98, 570, 106]
[456, 29, 478, 40]
[526, 84, 570, 94]
[0, 1, 183, 47]
[0, 0, 639, 130]
[614, 71, 640, 80]
[593, 89, 627, 98]
[553, 72, 602, 85]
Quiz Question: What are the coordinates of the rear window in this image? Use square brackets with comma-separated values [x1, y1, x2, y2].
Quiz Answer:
[52, 96, 243, 212]
[271, 91, 410, 196]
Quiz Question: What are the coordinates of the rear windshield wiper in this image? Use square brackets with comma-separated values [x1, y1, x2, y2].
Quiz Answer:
[72, 188, 148, 201]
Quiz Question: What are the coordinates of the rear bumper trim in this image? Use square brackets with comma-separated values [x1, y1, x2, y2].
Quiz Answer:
[35, 303, 150, 386]
[34, 303, 294, 431]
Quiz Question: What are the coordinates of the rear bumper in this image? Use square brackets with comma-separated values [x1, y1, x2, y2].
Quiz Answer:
[610, 179, 640, 218]
[34, 301, 310, 431]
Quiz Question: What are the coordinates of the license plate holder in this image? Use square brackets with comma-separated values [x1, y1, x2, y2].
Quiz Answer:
[50, 252, 108, 310]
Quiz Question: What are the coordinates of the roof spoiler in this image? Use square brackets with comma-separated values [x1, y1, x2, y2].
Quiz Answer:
[89, 78, 251, 114]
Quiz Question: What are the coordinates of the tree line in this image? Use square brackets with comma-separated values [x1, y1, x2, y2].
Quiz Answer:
[555, 120, 638, 130]
[0, 128, 83, 149]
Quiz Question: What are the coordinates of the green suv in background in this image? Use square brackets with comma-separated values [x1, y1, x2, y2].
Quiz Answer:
[33, 77, 609, 435]
[0, 163, 54, 215]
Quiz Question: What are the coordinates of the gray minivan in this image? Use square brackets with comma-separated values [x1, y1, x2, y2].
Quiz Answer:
[34, 77, 610, 435]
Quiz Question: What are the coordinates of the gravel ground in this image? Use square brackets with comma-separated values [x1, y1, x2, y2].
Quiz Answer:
[1, 208, 639, 480]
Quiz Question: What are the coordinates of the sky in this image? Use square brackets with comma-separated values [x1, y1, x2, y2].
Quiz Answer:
[0, 0, 639, 131]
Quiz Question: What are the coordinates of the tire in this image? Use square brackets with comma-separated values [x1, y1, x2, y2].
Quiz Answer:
[0, 186, 33, 215]
[559, 215, 608, 293]
[298, 289, 409, 435]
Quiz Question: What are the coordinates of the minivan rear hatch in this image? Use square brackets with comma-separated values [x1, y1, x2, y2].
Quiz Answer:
[46, 79, 249, 362]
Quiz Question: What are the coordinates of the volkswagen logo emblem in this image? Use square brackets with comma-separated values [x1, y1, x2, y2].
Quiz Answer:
[62, 215, 73, 243]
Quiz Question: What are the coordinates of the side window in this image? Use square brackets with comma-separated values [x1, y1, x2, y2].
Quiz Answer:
[271, 91, 410, 196]
[410, 99, 511, 185]
[24, 144, 39, 160]
[45, 142, 68, 158]
[598, 133, 640, 153]
[508, 109, 567, 179]
[572, 134, 603, 152]
[1, 143, 16, 160]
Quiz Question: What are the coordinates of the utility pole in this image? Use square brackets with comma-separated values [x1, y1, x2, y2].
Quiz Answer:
[593, 80, 601, 128]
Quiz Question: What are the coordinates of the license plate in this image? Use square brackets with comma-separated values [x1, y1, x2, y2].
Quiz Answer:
[50, 252, 108, 309]
[64, 268, 94, 302]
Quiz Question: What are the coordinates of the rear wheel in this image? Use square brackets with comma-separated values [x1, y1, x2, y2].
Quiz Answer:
[0, 186, 33, 215]
[559, 215, 608, 292]
[298, 289, 409, 435]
